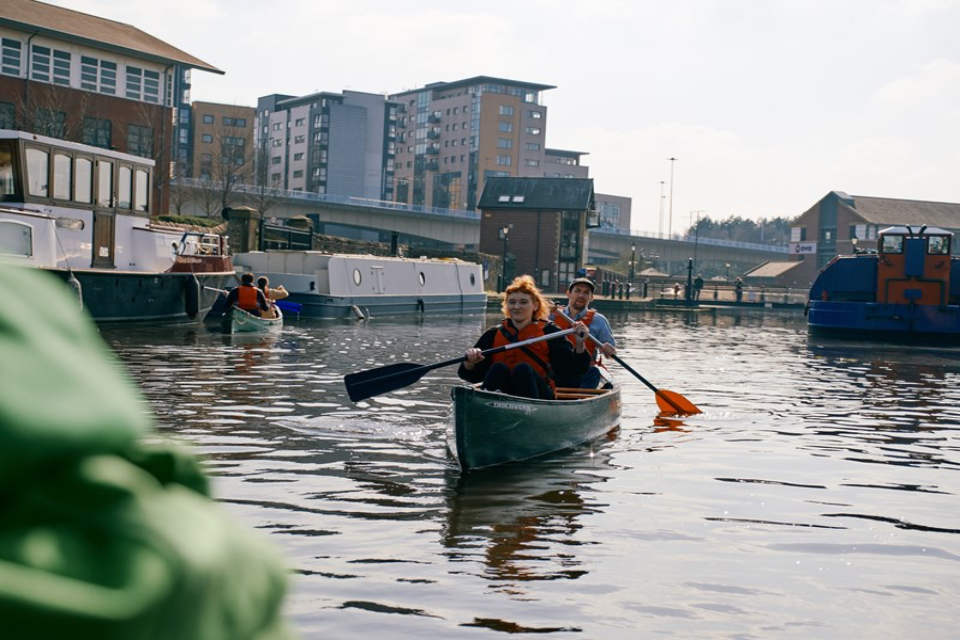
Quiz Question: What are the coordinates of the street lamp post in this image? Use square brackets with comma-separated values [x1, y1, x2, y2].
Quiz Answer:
[629, 243, 636, 283]
[667, 157, 678, 237]
[725, 262, 731, 279]
[498, 225, 510, 292]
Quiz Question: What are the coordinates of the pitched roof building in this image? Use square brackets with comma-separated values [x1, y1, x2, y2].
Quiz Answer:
[786, 190, 960, 287]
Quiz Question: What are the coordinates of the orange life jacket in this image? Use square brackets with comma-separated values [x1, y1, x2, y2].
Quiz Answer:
[491, 319, 555, 390]
[237, 285, 260, 312]
[553, 308, 597, 358]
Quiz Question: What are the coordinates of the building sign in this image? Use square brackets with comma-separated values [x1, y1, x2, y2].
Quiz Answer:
[790, 241, 817, 255]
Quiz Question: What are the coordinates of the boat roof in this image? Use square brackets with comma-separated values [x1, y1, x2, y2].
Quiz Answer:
[0, 129, 155, 166]
[879, 225, 953, 236]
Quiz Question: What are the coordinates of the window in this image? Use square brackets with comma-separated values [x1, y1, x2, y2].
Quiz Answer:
[118, 166, 132, 209]
[293, 170, 304, 178]
[1, 38, 22, 77]
[498, 122, 513, 132]
[26, 148, 49, 197]
[202, 134, 213, 143]
[127, 124, 154, 158]
[0, 101, 14, 129]
[496, 155, 512, 166]
[143, 69, 160, 103]
[53, 153, 71, 200]
[52, 50, 70, 86]
[529, 110, 542, 119]
[294, 135, 305, 144]
[499, 105, 514, 116]
[203, 114, 214, 124]
[928, 236, 950, 255]
[75, 158, 92, 203]
[524, 159, 540, 167]
[525, 142, 540, 151]
[0, 220, 32, 257]
[35, 109, 65, 138]
[497, 138, 513, 149]
[525, 127, 542, 135]
[126, 66, 142, 100]
[881, 234, 903, 254]
[295, 118, 305, 126]
[134, 169, 149, 212]
[30, 44, 51, 82]
[96, 160, 114, 208]
[293, 152, 304, 161]
[80, 57, 116, 94]
[273, 122, 282, 131]
[82, 117, 112, 149]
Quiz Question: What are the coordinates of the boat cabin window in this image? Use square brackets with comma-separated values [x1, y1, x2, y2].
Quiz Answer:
[53, 153, 72, 200]
[134, 169, 149, 212]
[118, 165, 132, 209]
[0, 220, 32, 257]
[96, 159, 113, 208]
[928, 235, 950, 255]
[75, 157, 93, 203]
[880, 234, 904, 254]
[0, 141, 18, 197]
[26, 148, 49, 197]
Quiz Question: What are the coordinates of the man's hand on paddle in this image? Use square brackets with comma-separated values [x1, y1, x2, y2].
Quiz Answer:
[463, 347, 484, 370]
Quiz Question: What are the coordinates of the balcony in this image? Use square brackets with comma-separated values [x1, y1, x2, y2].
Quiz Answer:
[425, 160, 439, 171]
[425, 144, 440, 155]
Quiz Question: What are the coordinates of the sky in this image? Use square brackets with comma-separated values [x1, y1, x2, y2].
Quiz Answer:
[48, 0, 960, 234]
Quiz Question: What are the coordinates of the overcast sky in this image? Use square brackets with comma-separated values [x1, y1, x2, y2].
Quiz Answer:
[50, 0, 960, 234]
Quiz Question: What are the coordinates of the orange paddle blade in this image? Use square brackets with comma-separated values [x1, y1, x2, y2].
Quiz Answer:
[655, 389, 701, 415]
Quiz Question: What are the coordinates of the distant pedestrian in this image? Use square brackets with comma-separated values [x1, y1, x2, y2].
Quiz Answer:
[735, 277, 744, 303]
[694, 273, 704, 300]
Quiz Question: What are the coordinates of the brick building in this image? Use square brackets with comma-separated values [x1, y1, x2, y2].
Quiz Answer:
[478, 177, 596, 293]
[0, 0, 221, 213]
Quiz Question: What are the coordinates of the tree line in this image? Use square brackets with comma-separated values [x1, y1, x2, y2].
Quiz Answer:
[684, 215, 792, 246]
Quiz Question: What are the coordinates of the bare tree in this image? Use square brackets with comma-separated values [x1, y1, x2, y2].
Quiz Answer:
[192, 118, 254, 216]
[245, 138, 284, 216]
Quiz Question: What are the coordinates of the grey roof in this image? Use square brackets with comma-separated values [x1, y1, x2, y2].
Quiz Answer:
[745, 261, 804, 278]
[478, 177, 594, 211]
[839, 192, 960, 229]
[393, 76, 556, 97]
[0, 0, 222, 74]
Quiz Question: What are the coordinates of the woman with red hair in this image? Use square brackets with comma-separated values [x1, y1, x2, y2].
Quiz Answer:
[458, 275, 591, 399]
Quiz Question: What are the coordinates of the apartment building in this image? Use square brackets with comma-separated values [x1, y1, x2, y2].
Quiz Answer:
[0, 0, 221, 212]
[256, 90, 397, 199]
[189, 102, 256, 183]
[389, 76, 555, 211]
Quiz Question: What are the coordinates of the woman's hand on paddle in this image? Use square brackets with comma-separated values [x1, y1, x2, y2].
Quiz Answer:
[464, 347, 484, 370]
[600, 343, 616, 357]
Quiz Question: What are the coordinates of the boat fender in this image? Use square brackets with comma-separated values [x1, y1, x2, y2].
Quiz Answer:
[417, 298, 425, 313]
[66, 269, 83, 311]
[351, 305, 366, 320]
[184, 274, 201, 319]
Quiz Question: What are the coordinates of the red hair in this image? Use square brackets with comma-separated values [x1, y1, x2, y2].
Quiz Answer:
[501, 275, 550, 320]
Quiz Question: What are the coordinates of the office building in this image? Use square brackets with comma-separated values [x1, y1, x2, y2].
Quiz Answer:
[389, 76, 555, 211]
[256, 90, 397, 199]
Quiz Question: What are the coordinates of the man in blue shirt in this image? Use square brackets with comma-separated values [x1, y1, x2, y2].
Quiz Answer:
[549, 277, 617, 388]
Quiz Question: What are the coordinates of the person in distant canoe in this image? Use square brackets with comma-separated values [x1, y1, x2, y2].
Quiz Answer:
[225, 272, 270, 315]
[549, 277, 616, 389]
[458, 274, 591, 399]
[257, 276, 288, 319]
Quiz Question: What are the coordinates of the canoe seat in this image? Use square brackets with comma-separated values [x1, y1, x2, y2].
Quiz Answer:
[555, 387, 612, 400]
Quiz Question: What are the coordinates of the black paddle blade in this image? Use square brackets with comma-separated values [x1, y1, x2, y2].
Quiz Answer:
[344, 362, 432, 402]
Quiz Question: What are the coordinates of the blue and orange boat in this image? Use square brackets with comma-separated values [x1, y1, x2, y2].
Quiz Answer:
[806, 225, 960, 341]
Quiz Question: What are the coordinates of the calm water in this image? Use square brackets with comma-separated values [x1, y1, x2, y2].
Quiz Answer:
[100, 309, 960, 639]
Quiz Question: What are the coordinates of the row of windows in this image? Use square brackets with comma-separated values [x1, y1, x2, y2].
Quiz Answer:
[19, 145, 150, 212]
[201, 114, 248, 127]
[0, 38, 164, 105]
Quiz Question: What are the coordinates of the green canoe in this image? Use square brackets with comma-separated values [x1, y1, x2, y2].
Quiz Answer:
[450, 384, 622, 471]
[221, 305, 283, 334]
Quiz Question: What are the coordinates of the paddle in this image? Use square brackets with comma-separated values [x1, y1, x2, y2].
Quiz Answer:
[552, 306, 701, 415]
[344, 327, 579, 403]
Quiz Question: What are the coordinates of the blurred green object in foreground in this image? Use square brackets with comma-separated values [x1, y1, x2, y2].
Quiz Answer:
[0, 265, 294, 640]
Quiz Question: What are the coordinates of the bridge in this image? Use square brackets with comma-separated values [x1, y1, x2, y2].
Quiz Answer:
[177, 179, 786, 277]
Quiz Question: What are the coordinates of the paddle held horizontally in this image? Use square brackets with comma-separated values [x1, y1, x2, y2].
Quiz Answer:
[344, 327, 579, 402]
[552, 306, 701, 415]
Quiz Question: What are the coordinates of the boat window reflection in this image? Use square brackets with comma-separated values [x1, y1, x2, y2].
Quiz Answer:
[927, 236, 950, 255]
[880, 234, 903, 254]
[26, 147, 48, 197]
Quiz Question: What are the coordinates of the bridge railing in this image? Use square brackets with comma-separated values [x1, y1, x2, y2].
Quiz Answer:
[592, 226, 788, 253]
[174, 178, 480, 221]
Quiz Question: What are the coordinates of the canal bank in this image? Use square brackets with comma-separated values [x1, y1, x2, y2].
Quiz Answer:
[485, 293, 805, 314]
